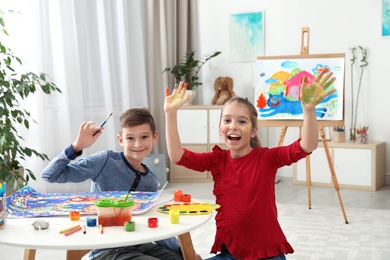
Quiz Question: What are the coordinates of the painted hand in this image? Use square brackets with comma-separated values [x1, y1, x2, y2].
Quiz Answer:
[164, 82, 190, 112]
[301, 69, 336, 107]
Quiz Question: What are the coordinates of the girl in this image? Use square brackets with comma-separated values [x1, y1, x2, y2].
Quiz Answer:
[164, 71, 336, 260]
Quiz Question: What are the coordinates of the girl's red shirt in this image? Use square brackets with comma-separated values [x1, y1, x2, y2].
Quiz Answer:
[176, 139, 309, 259]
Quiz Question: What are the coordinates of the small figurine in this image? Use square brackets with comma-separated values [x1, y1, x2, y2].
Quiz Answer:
[32, 220, 50, 230]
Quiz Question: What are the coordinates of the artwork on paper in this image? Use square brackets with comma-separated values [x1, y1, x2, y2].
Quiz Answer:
[230, 11, 265, 61]
[6, 185, 163, 218]
[253, 55, 345, 121]
[383, 0, 390, 37]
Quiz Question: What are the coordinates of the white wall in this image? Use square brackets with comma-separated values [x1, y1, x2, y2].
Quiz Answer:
[197, 0, 390, 183]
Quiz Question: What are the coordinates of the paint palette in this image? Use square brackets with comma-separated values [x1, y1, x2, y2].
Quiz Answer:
[157, 202, 220, 215]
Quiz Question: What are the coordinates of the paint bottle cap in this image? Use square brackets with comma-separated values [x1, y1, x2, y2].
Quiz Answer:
[114, 199, 134, 207]
[95, 199, 115, 207]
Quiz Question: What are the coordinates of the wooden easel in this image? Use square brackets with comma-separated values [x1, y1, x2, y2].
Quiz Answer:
[277, 28, 348, 224]
[278, 125, 349, 224]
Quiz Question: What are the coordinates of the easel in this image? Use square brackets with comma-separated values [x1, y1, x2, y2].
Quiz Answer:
[277, 28, 349, 224]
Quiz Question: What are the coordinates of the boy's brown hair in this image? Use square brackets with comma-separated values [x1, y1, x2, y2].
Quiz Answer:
[119, 108, 156, 134]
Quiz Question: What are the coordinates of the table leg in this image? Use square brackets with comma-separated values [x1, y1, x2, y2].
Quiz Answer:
[66, 249, 91, 260]
[23, 249, 36, 260]
[178, 232, 196, 260]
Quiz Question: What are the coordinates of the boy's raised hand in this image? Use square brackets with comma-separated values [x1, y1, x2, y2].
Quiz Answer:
[164, 82, 190, 112]
[71, 121, 101, 152]
[301, 69, 336, 108]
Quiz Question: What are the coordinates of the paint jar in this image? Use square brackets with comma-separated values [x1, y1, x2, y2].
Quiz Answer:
[95, 199, 115, 227]
[174, 190, 182, 202]
[114, 199, 134, 226]
[169, 210, 180, 224]
[124, 221, 135, 232]
[148, 217, 158, 228]
[69, 210, 80, 221]
[86, 217, 97, 227]
[182, 194, 191, 202]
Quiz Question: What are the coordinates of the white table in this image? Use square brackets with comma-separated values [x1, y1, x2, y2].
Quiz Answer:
[0, 201, 212, 260]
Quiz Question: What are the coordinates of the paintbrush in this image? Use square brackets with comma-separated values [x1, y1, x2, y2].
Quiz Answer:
[93, 112, 113, 136]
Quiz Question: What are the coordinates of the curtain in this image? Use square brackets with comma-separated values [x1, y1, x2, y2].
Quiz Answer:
[3, 0, 197, 193]
[145, 0, 198, 157]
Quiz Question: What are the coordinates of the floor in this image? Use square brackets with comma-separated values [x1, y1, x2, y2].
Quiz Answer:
[1, 177, 389, 260]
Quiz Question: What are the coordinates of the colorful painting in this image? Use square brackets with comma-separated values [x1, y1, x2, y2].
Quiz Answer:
[229, 11, 264, 61]
[383, 0, 390, 37]
[6, 186, 163, 218]
[254, 55, 345, 122]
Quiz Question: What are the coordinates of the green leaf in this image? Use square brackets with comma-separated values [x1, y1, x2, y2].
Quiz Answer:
[24, 119, 29, 129]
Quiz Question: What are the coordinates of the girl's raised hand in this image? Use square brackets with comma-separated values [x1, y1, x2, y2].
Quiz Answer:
[164, 82, 190, 112]
[301, 69, 336, 107]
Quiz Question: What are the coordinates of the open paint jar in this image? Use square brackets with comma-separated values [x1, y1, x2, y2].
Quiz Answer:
[114, 199, 134, 226]
[95, 198, 134, 227]
[95, 199, 115, 227]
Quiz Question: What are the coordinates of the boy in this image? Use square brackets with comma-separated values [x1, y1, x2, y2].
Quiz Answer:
[41, 108, 183, 260]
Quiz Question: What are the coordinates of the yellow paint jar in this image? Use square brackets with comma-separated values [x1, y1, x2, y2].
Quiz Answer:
[169, 210, 180, 224]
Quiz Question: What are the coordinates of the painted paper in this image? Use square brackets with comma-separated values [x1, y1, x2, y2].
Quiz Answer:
[254, 56, 345, 121]
[6, 185, 162, 218]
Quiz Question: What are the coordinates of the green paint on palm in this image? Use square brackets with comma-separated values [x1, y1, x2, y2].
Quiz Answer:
[302, 83, 323, 105]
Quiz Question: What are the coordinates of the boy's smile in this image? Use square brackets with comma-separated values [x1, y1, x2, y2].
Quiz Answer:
[117, 123, 158, 166]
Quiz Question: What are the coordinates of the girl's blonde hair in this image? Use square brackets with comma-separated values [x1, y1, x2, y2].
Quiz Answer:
[222, 97, 261, 148]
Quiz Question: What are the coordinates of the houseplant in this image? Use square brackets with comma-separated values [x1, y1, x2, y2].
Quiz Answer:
[163, 51, 221, 90]
[0, 10, 62, 193]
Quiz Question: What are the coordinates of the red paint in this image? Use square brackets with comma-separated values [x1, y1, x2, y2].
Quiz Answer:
[182, 194, 191, 202]
[114, 215, 132, 226]
[148, 217, 158, 228]
[174, 190, 182, 202]
[98, 216, 115, 227]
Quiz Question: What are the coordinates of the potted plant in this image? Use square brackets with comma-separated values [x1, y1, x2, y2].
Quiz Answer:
[0, 10, 62, 194]
[163, 51, 221, 104]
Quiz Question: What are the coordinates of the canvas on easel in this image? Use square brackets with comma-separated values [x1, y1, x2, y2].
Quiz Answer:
[253, 54, 345, 127]
[254, 28, 349, 224]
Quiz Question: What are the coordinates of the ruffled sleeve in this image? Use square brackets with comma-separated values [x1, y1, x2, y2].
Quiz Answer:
[209, 145, 224, 182]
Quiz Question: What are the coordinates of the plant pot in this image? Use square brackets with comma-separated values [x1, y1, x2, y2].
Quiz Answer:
[0, 167, 24, 196]
[184, 90, 196, 105]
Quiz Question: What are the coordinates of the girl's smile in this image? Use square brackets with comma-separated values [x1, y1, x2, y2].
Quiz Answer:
[220, 103, 257, 158]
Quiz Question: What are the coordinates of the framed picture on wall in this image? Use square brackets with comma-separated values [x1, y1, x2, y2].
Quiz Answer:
[382, 0, 390, 37]
[229, 11, 265, 61]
